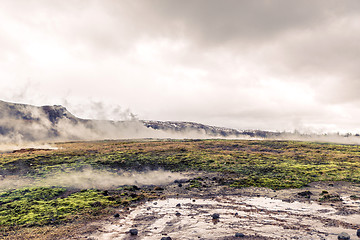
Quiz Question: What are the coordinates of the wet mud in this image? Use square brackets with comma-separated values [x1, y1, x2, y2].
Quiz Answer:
[85, 179, 360, 240]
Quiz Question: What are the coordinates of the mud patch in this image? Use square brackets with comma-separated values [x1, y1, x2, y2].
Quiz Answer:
[88, 194, 360, 240]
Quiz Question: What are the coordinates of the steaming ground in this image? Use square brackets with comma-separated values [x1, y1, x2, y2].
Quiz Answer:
[1, 139, 360, 239]
[88, 181, 360, 240]
[0, 143, 58, 153]
[0, 169, 185, 190]
[0, 175, 33, 190]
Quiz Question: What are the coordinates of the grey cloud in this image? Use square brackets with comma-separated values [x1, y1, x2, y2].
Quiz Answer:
[2, 0, 360, 133]
[126, 0, 360, 108]
[4, 0, 360, 53]
[262, 15, 360, 104]
[138, 0, 360, 46]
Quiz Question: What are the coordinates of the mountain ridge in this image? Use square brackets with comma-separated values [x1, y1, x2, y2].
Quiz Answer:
[0, 100, 268, 143]
[1, 100, 359, 144]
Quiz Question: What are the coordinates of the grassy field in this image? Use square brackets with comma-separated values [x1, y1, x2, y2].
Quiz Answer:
[1, 139, 360, 238]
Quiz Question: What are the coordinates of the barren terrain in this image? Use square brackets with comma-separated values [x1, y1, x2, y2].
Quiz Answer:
[1, 140, 360, 239]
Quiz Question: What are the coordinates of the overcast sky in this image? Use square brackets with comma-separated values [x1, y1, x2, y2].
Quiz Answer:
[1, 0, 360, 133]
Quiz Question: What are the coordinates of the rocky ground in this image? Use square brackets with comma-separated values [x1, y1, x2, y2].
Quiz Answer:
[2, 139, 360, 240]
[73, 173, 360, 240]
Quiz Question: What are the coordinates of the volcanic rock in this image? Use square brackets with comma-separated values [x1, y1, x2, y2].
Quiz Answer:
[338, 232, 350, 240]
[129, 229, 138, 235]
[235, 233, 245, 237]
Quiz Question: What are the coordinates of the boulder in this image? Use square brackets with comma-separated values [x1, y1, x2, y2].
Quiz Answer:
[338, 232, 350, 240]
[174, 179, 188, 184]
[297, 191, 312, 197]
[129, 229, 138, 236]
[235, 233, 245, 237]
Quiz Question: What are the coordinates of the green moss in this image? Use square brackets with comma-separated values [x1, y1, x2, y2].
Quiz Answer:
[187, 179, 203, 189]
[5, 140, 360, 188]
[0, 187, 116, 227]
[2, 139, 360, 237]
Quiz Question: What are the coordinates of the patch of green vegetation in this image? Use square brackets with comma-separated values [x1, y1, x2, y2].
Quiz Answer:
[187, 179, 203, 189]
[2, 140, 360, 190]
[1, 139, 360, 233]
[0, 187, 116, 227]
[0, 185, 151, 229]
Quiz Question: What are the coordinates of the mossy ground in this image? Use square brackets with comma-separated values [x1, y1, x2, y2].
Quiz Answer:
[1, 139, 360, 238]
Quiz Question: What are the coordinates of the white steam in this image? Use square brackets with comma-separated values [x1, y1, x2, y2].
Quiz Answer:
[1, 100, 360, 145]
[0, 175, 33, 190]
[0, 169, 185, 190]
[0, 143, 58, 153]
[270, 132, 360, 145]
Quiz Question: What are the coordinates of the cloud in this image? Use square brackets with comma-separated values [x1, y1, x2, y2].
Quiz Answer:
[135, 0, 360, 46]
[0, 0, 360, 133]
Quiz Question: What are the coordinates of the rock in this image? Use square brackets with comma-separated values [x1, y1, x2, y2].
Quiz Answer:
[235, 233, 245, 237]
[113, 213, 120, 218]
[153, 202, 158, 205]
[357, 228, 360, 237]
[178, 183, 183, 187]
[175, 212, 181, 217]
[338, 232, 350, 240]
[211, 213, 220, 219]
[129, 229, 138, 236]
[161, 237, 172, 240]
[174, 179, 188, 184]
[297, 191, 312, 197]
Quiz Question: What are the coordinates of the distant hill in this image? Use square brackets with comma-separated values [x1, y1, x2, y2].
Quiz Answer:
[142, 120, 280, 138]
[0, 100, 358, 144]
[0, 100, 272, 143]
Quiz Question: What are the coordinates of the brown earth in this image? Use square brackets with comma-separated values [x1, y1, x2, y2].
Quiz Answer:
[74, 175, 360, 240]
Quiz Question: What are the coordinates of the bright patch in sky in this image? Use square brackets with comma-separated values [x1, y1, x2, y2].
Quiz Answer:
[1, 0, 360, 133]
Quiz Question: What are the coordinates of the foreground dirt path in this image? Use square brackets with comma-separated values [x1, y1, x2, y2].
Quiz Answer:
[81, 181, 360, 240]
